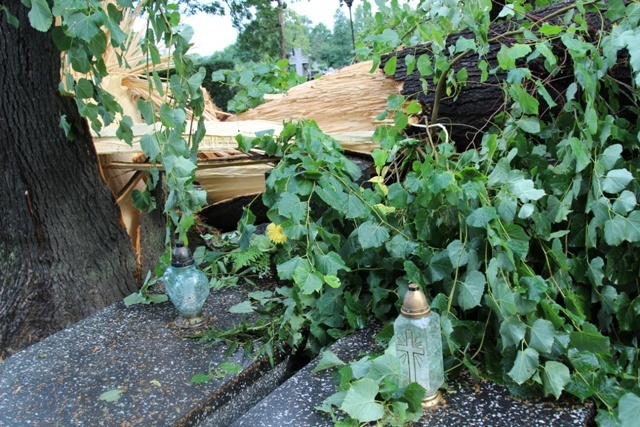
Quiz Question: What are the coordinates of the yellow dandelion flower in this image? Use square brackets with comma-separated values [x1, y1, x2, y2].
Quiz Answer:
[266, 223, 287, 244]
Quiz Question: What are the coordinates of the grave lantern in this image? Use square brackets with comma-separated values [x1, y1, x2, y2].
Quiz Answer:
[393, 283, 444, 409]
[162, 241, 210, 328]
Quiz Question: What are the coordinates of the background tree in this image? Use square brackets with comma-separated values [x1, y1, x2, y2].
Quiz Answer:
[0, 2, 139, 358]
[308, 22, 332, 68]
[323, 9, 354, 68]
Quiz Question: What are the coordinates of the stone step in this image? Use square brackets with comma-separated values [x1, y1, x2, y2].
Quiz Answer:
[229, 325, 596, 427]
[0, 283, 293, 427]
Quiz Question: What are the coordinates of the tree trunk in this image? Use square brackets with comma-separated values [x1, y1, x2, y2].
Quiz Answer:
[380, 1, 628, 147]
[0, 3, 139, 358]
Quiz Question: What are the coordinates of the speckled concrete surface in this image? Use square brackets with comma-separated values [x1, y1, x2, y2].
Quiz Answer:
[229, 325, 595, 427]
[0, 283, 291, 427]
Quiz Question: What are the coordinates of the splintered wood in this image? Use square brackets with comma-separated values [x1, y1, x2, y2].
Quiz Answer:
[235, 60, 400, 134]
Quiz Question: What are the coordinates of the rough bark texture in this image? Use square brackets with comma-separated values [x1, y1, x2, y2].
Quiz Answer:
[380, 1, 629, 147]
[139, 182, 167, 275]
[0, 4, 139, 358]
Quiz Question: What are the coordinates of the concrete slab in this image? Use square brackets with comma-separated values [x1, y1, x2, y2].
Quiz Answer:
[0, 283, 292, 427]
[229, 325, 595, 427]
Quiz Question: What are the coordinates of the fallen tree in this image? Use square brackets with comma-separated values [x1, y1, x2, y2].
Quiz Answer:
[380, 0, 634, 147]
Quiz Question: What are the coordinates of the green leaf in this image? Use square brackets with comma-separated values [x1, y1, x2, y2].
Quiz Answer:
[99, 388, 124, 402]
[137, 99, 155, 124]
[140, 134, 160, 161]
[467, 206, 498, 228]
[59, 115, 73, 140]
[613, 191, 636, 215]
[426, 250, 452, 282]
[602, 169, 633, 194]
[542, 361, 570, 399]
[28, 0, 52, 32]
[508, 348, 539, 385]
[447, 240, 469, 268]
[518, 203, 535, 219]
[569, 137, 591, 172]
[312, 350, 346, 374]
[619, 393, 640, 427]
[598, 144, 622, 171]
[314, 251, 349, 276]
[229, 301, 254, 314]
[66, 12, 100, 42]
[190, 373, 212, 384]
[324, 275, 341, 288]
[278, 193, 307, 221]
[502, 223, 530, 260]
[405, 100, 421, 115]
[417, 54, 433, 76]
[159, 105, 185, 129]
[367, 351, 399, 382]
[455, 36, 476, 53]
[625, 211, 640, 242]
[497, 193, 517, 222]
[499, 315, 526, 348]
[529, 318, 555, 353]
[586, 257, 605, 287]
[383, 55, 398, 76]
[517, 116, 540, 134]
[219, 362, 243, 375]
[116, 116, 133, 145]
[509, 176, 545, 203]
[357, 221, 390, 250]
[345, 193, 368, 219]
[293, 265, 323, 294]
[510, 85, 539, 115]
[339, 378, 385, 423]
[604, 216, 627, 246]
[457, 270, 486, 310]
[539, 24, 563, 36]
[75, 78, 94, 99]
[386, 234, 418, 259]
[569, 323, 610, 355]
[131, 189, 151, 211]
[276, 256, 305, 280]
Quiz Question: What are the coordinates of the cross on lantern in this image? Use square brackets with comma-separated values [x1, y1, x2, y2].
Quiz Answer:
[396, 329, 425, 383]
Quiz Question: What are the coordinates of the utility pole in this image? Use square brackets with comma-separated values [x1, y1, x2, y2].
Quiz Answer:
[274, 0, 287, 59]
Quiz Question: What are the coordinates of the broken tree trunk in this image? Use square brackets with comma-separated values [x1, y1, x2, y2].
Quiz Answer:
[380, 1, 631, 147]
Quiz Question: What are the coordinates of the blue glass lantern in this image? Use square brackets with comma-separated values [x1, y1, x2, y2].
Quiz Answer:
[162, 242, 210, 328]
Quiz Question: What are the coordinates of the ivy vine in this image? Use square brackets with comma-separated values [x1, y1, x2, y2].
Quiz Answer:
[220, 1, 640, 425]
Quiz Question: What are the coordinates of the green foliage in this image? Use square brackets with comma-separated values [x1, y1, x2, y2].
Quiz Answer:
[123, 270, 168, 306]
[315, 345, 426, 426]
[190, 361, 243, 384]
[98, 388, 124, 403]
[20, 0, 208, 243]
[212, 59, 305, 113]
[232, 78, 640, 421]
[199, 59, 237, 111]
[194, 233, 276, 289]
[25, 0, 640, 425]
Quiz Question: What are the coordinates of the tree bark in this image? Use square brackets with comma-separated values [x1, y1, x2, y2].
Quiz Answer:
[380, 1, 628, 147]
[0, 3, 139, 358]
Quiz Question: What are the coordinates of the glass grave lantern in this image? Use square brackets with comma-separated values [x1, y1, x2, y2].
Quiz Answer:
[393, 283, 444, 409]
[162, 241, 209, 328]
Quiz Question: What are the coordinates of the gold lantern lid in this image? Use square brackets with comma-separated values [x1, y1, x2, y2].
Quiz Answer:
[401, 283, 431, 318]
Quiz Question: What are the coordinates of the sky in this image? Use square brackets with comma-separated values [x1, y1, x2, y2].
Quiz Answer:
[183, 0, 354, 56]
